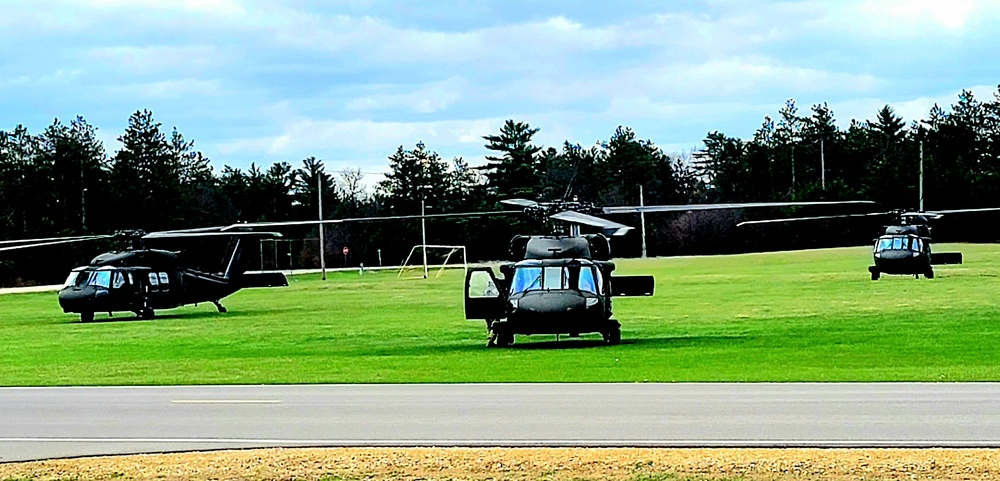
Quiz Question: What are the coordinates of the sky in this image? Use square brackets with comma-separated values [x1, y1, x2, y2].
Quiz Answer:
[3, 0, 1000, 188]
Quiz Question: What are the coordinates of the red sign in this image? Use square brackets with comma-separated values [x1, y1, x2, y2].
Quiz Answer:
[342, 246, 349, 255]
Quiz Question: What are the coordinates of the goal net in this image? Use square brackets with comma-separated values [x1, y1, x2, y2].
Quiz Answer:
[396, 245, 468, 278]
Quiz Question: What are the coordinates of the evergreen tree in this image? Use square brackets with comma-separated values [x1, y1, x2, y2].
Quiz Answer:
[376, 142, 451, 214]
[108, 110, 182, 230]
[37, 117, 108, 234]
[482, 119, 542, 198]
[0, 125, 43, 238]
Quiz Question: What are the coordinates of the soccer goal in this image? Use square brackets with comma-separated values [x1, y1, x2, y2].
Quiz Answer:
[396, 245, 468, 278]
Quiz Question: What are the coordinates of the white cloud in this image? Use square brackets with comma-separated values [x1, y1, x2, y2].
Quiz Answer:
[74, 0, 247, 16]
[115, 78, 225, 99]
[216, 116, 507, 160]
[832, 84, 1000, 128]
[5, 0, 1000, 177]
[861, 0, 977, 30]
[345, 77, 471, 114]
[3, 69, 84, 86]
[88, 45, 229, 74]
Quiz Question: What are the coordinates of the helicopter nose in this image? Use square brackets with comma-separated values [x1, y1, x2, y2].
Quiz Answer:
[516, 291, 587, 314]
[58, 286, 98, 313]
[878, 250, 911, 261]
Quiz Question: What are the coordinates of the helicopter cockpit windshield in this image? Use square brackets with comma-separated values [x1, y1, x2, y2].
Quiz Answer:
[63, 267, 124, 289]
[875, 236, 923, 253]
[509, 263, 603, 295]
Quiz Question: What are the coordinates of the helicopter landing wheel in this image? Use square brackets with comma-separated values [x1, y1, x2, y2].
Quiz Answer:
[871, 270, 880, 281]
[80, 312, 94, 323]
[488, 331, 514, 348]
[212, 300, 227, 313]
[603, 327, 621, 345]
[926, 268, 934, 279]
[138, 308, 155, 320]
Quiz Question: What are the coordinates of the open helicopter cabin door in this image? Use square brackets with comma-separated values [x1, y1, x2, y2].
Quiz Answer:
[610, 275, 655, 296]
[465, 268, 506, 319]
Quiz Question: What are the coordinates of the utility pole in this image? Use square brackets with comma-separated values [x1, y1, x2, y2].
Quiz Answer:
[917, 120, 934, 212]
[80, 158, 86, 231]
[639, 185, 647, 258]
[318, 175, 326, 281]
[790, 145, 795, 196]
[919, 139, 924, 212]
[421, 197, 428, 279]
[81, 188, 87, 232]
[820, 137, 825, 190]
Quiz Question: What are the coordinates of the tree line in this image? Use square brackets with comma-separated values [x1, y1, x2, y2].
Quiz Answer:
[3, 87, 1000, 284]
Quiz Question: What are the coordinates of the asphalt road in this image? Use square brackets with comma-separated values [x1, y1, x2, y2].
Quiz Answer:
[3, 383, 1000, 462]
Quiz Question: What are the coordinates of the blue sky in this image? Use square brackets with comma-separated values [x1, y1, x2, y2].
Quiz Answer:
[3, 0, 999, 187]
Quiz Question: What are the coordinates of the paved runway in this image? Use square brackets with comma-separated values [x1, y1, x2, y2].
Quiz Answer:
[3, 383, 1000, 462]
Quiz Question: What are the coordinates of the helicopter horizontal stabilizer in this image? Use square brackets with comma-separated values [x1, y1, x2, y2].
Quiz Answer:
[930, 252, 963, 265]
[610, 275, 655, 296]
[235, 271, 289, 288]
[603, 200, 875, 215]
[549, 211, 633, 236]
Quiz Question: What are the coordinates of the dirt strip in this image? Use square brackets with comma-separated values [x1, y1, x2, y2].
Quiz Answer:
[2, 447, 999, 480]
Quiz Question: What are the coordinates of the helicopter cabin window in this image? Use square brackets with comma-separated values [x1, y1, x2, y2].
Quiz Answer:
[158, 272, 170, 289]
[468, 270, 500, 298]
[578, 266, 598, 294]
[112, 271, 126, 289]
[877, 237, 893, 251]
[148, 272, 159, 290]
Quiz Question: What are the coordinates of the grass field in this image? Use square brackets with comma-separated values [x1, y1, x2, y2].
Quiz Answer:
[1, 243, 999, 386]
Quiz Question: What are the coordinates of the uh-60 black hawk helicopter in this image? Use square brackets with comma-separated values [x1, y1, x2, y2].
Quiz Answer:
[463, 197, 876, 347]
[738, 207, 1000, 280]
[1, 228, 288, 321]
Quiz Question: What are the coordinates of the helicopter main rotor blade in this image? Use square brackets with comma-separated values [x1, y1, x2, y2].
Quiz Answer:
[737, 212, 888, 227]
[143, 231, 284, 239]
[500, 198, 540, 208]
[146, 226, 234, 235]
[549, 211, 633, 236]
[221, 210, 521, 231]
[0, 235, 113, 253]
[602, 200, 876, 214]
[925, 207, 1000, 215]
[0, 235, 111, 246]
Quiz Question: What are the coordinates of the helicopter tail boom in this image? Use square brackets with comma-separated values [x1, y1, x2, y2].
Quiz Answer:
[234, 271, 289, 288]
[610, 275, 655, 296]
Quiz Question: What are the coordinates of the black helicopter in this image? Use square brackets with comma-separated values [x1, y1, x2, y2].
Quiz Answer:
[1, 228, 287, 321]
[462, 197, 875, 347]
[738, 207, 1000, 280]
[465, 233, 652, 346]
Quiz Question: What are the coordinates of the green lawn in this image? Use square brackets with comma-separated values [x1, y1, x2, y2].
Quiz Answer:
[2, 243, 1000, 385]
